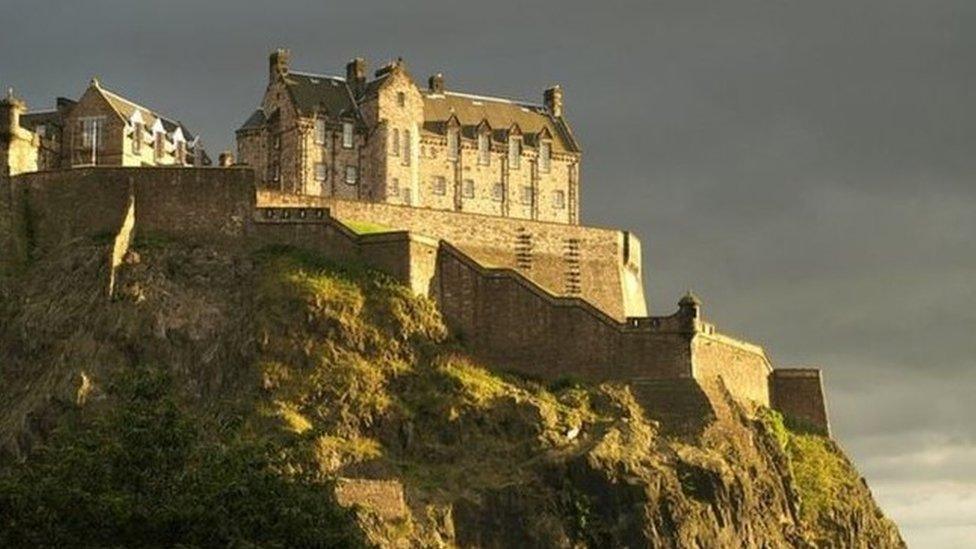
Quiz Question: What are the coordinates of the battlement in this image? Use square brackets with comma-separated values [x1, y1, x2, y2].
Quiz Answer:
[0, 167, 829, 433]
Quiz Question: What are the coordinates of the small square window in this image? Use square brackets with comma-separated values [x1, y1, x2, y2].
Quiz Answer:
[389, 178, 400, 196]
[462, 179, 475, 198]
[492, 182, 504, 202]
[552, 190, 566, 209]
[315, 162, 327, 181]
[345, 165, 358, 184]
[433, 176, 446, 195]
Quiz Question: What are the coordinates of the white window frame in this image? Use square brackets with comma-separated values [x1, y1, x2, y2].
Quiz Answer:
[433, 176, 446, 195]
[447, 129, 459, 161]
[492, 182, 504, 202]
[478, 133, 490, 165]
[344, 164, 358, 184]
[508, 136, 521, 170]
[342, 121, 354, 149]
[540, 141, 551, 173]
[314, 119, 327, 145]
[315, 162, 327, 182]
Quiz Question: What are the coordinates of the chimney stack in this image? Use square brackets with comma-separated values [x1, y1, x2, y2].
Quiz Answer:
[269, 48, 290, 83]
[346, 57, 367, 97]
[428, 73, 445, 94]
[544, 85, 563, 118]
[218, 151, 235, 167]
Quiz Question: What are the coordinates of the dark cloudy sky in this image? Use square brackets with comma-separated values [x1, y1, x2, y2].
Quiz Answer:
[3, 0, 974, 544]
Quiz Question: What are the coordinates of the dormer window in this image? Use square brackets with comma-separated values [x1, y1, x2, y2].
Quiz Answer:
[154, 131, 165, 160]
[447, 128, 459, 161]
[175, 140, 186, 165]
[342, 122, 354, 148]
[539, 140, 551, 173]
[314, 119, 326, 145]
[132, 122, 143, 154]
[478, 133, 490, 165]
[508, 135, 521, 170]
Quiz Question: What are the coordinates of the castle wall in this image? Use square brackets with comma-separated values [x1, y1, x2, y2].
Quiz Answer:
[256, 190, 647, 320]
[691, 332, 773, 407]
[770, 368, 830, 434]
[435, 242, 691, 382]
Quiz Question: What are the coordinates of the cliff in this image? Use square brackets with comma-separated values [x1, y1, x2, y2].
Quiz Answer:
[0, 237, 903, 547]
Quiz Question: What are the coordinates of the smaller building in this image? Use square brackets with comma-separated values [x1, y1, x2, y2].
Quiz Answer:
[1, 80, 208, 177]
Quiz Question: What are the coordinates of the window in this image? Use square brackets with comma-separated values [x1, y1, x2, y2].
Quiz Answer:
[552, 190, 566, 209]
[391, 128, 399, 156]
[132, 122, 143, 154]
[175, 141, 186, 165]
[433, 176, 446, 195]
[80, 117, 103, 149]
[508, 136, 521, 169]
[520, 185, 533, 205]
[540, 141, 551, 173]
[389, 177, 400, 196]
[403, 187, 412, 205]
[447, 129, 459, 160]
[271, 163, 280, 182]
[344, 164, 358, 184]
[315, 162, 327, 181]
[273, 134, 281, 149]
[492, 182, 504, 202]
[478, 133, 490, 165]
[402, 129, 411, 165]
[154, 132, 165, 160]
[397, 91, 406, 107]
[314, 119, 327, 145]
[462, 179, 475, 198]
[36, 124, 47, 138]
[342, 122, 354, 148]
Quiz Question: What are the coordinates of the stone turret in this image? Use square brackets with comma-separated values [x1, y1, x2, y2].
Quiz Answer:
[0, 88, 38, 176]
[0, 88, 27, 139]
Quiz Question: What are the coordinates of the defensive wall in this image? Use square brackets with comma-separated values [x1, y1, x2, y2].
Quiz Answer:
[0, 168, 829, 432]
[256, 190, 647, 321]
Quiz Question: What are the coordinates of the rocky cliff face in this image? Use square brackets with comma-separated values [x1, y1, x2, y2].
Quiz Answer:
[0, 238, 903, 547]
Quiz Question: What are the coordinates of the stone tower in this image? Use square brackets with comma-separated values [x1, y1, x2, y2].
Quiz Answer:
[0, 89, 38, 177]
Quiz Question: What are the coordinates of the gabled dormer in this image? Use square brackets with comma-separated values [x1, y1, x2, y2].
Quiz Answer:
[507, 123, 523, 170]
[446, 114, 461, 161]
[476, 119, 492, 165]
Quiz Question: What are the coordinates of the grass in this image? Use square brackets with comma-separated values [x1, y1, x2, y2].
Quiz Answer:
[343, 220, 393, 235]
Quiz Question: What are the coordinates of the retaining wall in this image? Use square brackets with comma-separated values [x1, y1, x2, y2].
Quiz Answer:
[770, 369, 830, 434]
[256, 190, 646, 321]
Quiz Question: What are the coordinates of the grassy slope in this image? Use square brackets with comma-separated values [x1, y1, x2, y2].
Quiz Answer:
[0, 239, 904, 547]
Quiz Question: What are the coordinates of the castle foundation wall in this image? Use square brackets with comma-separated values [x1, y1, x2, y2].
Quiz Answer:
[256, 191, 647, 321]
[770, 368, 830, 434]
[691, 333, 773, 407]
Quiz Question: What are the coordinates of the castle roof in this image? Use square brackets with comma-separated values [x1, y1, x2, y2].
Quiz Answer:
[280, 72, 358, 119]
[421, 91, 579, 153]
[92, 81, 200, 144]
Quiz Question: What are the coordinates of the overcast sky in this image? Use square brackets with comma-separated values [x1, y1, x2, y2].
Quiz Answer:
[3, 0, 974, 545]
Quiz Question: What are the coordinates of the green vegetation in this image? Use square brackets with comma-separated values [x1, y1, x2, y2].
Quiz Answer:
[760, 409, 861, 525]
[342, 219, 393, 235]
[0, 364, 367, 548]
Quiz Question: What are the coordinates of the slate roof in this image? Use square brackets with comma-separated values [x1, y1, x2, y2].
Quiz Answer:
[422, 91, 579, 153]
[97, 84, 199, 143]
[281, 71, 357, 118]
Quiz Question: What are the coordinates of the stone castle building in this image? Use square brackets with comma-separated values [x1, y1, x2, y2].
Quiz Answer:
[237, 50, 581, 225]
[0, 80, 208, 177]
[0, 51, 831, 434]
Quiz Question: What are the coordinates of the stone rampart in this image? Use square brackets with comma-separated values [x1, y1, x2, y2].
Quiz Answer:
[256, 190, 646, 321]
[770, 369, 830, 434]
[692, 331, 773, 407]
[334, 478, 408, 520]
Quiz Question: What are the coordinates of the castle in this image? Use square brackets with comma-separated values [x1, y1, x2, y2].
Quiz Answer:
[0, 50, 829, 434]
[0, 80, 209, 177]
